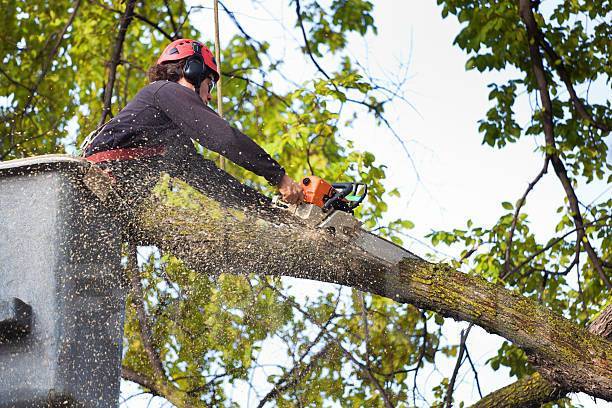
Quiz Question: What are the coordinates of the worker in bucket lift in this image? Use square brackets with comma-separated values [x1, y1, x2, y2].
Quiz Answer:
[82, 38, 304, 211]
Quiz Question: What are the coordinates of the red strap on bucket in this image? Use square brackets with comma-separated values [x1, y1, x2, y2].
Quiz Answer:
[85, 146, 166, 164]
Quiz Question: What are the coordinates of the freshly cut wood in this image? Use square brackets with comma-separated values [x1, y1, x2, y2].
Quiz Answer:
[132, 176, 612, 401]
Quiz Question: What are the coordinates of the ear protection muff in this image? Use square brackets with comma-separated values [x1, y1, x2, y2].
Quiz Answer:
[183, 42, 205, 97]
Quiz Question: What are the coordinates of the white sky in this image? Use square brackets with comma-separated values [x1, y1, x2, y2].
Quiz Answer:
[122, 1, 610, 406]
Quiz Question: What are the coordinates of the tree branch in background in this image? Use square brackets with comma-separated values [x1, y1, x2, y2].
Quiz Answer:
[1, 119, 62, 161]
[503, 157, 549, 276]
[269, 286, 394, 407]
[19, 0, 82, 117]
[2, 0, 80, 157]
[98, 0, 137, 126]
[445, 324, 473, 408]
[536, 31, 609, 132]
[127, 242, 166, 382]
[218, 0, 264, 50]
[293, 0, 420, 179]
[121, 366, 163, 397]
[464, 348, 483, 398]
[518, 0, 610, 289]
[93, 1, 175, 41]
[470, 303, 612, 408]
[413, 311, 428, 406]
[257, 284, 339, 407]
[294, 0, 334, 84]
[0, 65, 34, 93]
[502, 216, 609, 280]
[257, 343, 333, 408]
[163, 0, 179, 38]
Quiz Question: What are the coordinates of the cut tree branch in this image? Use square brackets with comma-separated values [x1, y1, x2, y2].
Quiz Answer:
[131, 176, 612, 401]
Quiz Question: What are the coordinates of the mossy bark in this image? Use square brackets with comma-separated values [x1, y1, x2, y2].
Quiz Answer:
[470, 373, 562, 408]
[471, 304, 612, 407]
[132, 178, 612, 402]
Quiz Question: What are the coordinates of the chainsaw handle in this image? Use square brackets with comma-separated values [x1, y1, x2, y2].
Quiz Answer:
[330, 183, 354, 199]
[332, 182, 367, 209]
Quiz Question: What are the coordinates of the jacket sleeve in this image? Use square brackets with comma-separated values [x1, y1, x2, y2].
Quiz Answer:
[153, 81, 286, 186]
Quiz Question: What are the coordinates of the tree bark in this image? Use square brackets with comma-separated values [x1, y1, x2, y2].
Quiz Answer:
[470, 372, 562, 408]
[129, 178, 612, 401]
[471, 304, 612, 407]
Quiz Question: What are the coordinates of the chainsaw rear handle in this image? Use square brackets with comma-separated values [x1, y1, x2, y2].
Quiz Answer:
[323, 182, 367, 212]
[332, 182, 367, 208]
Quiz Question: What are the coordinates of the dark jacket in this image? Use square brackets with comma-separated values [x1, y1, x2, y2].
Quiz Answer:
[84, 80, 285, 185]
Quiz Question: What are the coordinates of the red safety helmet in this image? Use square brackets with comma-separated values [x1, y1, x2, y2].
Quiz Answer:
[157, 39, 219, 81]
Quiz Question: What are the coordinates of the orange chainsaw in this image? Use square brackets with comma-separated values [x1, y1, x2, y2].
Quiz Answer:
[273, 175, 419, 265]
[300, 176, 367, 213]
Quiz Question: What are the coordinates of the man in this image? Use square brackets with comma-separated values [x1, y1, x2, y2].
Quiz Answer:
[83, 38, 303, 212]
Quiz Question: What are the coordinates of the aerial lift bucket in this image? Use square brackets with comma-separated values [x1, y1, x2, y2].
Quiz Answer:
[0, 155, 125, 407]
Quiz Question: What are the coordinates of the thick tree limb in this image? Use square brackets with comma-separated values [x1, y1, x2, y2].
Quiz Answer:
[471, 303, 612, 407]
[518, 0, 610, 289]
[589, 304, 612, 340]
[130, 177, 612, 401]
[98, 0, 137, 126]
[470, 372, 562, 408]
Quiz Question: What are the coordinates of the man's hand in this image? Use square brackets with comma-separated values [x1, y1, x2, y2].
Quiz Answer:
[277, 174, 304, 205]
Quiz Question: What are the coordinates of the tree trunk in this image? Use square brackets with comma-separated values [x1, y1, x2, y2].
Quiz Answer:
[130, 177, 612, 401]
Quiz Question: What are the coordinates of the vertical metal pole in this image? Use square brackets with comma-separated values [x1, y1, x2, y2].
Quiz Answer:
[213, 0, 226, 170]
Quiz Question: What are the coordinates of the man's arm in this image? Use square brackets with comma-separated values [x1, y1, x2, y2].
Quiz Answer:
[153, 81, 286, 186]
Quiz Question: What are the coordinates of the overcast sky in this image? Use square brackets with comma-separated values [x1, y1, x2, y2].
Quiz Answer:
[122, 1, 610, 406]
